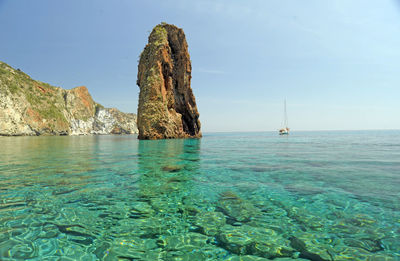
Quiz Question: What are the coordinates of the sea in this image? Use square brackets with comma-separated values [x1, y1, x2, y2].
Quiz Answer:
[0, 130, 399, 260]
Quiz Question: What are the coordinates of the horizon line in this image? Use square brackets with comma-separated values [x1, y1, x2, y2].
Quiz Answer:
[202, 128, 400, 133]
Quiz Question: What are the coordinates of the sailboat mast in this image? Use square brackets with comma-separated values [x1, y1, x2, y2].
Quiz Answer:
[284, 99, 288, 128]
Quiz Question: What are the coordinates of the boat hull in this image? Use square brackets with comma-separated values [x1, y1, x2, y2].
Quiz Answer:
[279, 128, 289, 135]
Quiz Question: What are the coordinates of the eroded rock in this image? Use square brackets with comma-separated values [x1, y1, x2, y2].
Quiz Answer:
[0, 61, 138, 135]
[137, 23, 201, 139]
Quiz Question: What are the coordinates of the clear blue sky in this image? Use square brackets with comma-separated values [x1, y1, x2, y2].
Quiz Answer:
[1, 0, 399, 132]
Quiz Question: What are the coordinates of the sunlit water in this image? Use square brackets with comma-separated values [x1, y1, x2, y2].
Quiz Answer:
[0, 131, 399, 260]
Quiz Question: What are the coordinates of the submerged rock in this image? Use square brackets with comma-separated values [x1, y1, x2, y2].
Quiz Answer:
[217, 225, 254, 255]
[218, 224, 294, 258]
[137, 23, 201, 139]
[157, 232, 209, 251]
[227, 255, 271, 261]
[217, 191, 261, 223]
[344, 238, 384, 253]
[128, 201, 155, 219]
[195, 211, 226, 236]
[106, 238, 160, 260]
[289, 236, 330, 261]
[162, 165, 183, 172]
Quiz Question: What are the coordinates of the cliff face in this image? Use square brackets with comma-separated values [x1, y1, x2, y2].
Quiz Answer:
[137, 23, 201, 140]
[0, 61, 138, 136]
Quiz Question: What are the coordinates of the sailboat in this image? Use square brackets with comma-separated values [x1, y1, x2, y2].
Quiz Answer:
[279, 99, 289, 135]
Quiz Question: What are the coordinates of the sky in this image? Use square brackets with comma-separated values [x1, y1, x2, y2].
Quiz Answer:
[1, 0, 399, 132]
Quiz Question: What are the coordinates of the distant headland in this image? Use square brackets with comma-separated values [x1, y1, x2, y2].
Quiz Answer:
[0, 61, 138, 136]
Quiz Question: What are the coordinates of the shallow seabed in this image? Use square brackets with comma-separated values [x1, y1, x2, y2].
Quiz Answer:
[0, 131, 399, 260]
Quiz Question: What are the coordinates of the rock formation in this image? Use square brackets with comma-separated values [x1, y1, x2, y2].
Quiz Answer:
[0, 61, 138, 136]
[137, 23, 201, 140]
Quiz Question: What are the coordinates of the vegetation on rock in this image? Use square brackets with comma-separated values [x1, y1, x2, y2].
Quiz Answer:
[0, 61, 138, 136]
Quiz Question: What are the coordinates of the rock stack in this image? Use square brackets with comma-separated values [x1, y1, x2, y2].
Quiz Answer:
[137, 23, 201, 140]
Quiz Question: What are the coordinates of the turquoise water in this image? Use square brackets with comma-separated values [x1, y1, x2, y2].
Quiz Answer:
[0, 131, 399, 260]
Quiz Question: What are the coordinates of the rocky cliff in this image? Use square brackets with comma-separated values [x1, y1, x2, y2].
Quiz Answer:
[137, 23, 201, 140]
[0, 61, 138, 136]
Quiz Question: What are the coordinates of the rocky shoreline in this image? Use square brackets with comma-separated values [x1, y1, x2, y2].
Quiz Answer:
[0, 61, 138, 136]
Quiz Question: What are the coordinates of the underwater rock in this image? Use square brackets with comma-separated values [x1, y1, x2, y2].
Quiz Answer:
[334, 246, 373, 261]
[217, 191, 261, 223]
[286, 206, 325, 231]
[289, 237, 307, 252]
[227, 255, 271, 261]
[129, 201, 155, 219]
[217, 225, 254, 255]
[123, 217, 166, 238]
[137, 23, 201, 139]
[162, 165, 183, 172]
[181, 196, 207, 215]
[106, 238, 160, 260]
[331, 220, 363, 235]
[250, 242, 294, 259]
[199, 245, 232, 260]
[298, 251, 329, 261]
[366, 254, 398, 261]
[195, 211, 226, 236]
[164, 250, 207, 260]
[166, 175, 190, 183]
[289, 236, 329, 261]
[344, 238, 384, 253]
[51, 223, 95, 246]
[380, 237, 399, 254]
[284, 183, 326, 196]
[346, 213, 377, 227]
[249, 228, 293, 259]
[93, 241, 112, 260]
[272, 258, 309, 261]
[218, 224, 293, 258]
[157, 232, 209, 251]
[54, 224, 93, 238]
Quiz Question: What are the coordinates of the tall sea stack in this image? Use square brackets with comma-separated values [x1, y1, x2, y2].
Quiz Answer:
[137, 23, 201, 140]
